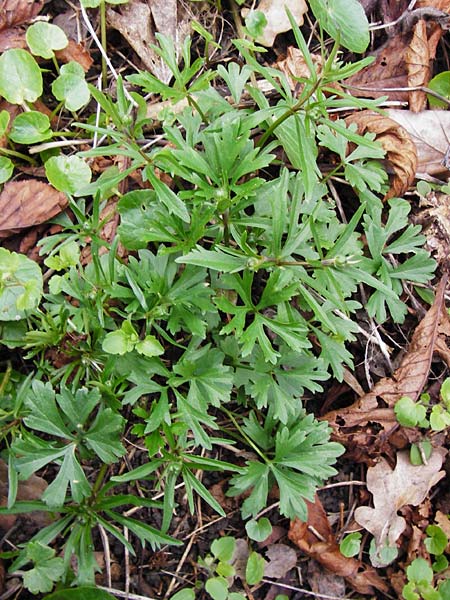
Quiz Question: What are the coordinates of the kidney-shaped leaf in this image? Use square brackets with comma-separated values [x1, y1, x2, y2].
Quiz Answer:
[0, 49, 42, 104]
[308, 0, 370, 53]
[26, 22, 68, 59]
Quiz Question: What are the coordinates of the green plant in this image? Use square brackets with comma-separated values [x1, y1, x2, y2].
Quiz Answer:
[402, 556, 450, 600]
[0, 2, 439, 595]
[394, 379, 450, 464]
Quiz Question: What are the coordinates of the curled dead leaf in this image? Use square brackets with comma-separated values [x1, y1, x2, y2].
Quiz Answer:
[345, 110, 417, 199]
[0, 180, 68, 239]
[55, 40, 93, 72]
[388, 109, 450, 177]
[322, 276, 448, 456]
[288, 496, 389, 595]
[275, 47, 324, 92]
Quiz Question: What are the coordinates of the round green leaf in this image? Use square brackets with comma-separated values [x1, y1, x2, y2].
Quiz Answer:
[427, 71, 450, 108]
[394, 396, 425, 428]
[0, 109, 10, 136]
[211, 536, 235, 562]
[0, 48, 43, 104]
[440, 377, 450, 408]
[0, 248, 43, 320]
[245, 517, 272, 542]
[425, 525, 448, 555]
[102, 330, 134, 355]
[52, 62, 90, 111]
[43, 587, 116, 600]
[339, 532, 362, 557]
[0, 156, 14, 183]
[170, 590, 195, 600]
[433, 553, 448, 572]
[245, 551, 265, 586]
[429, 405, 450, 432]
[439, 578, 450, 595]
[406, 557, 434, 584]
[26, 22, 68, 59]
[410, 440, 432, 466]
[205, 577, 228, 600]
[45, 155, 91, 194]
[135, 335, 164, 357]
[308, 0, 370, 53]
[9, 111, 52, 144]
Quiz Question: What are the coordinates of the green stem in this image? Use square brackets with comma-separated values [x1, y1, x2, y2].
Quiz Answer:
[0, 362, 12, 396]
[186, 94, 208, 124]
[0, 147, 36, 165]
[92, 462, 108, 497]
[256, 37, 341, 149]
[221, 406, 269, 464]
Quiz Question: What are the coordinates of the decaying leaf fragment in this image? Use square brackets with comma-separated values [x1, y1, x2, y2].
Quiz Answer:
[322, 276, 448, 456]
[0, 0, 43, 31]
[242, 0, 307, 47]
[288, 495, 388, 595]
[345, 111, 417, 199]
[107, 0, 190, 83]
[355, 449, 446, 566]
[388, 109, 450, 177]
[406, 19, 430, 112]
[275, 47, 323, 91]
[0, 180, 67, 239]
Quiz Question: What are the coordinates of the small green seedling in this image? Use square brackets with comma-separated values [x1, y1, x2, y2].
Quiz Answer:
[395, 381, 450, 464]
[339, 532, 362, 558]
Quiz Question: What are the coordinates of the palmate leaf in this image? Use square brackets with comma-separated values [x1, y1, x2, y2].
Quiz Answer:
[24, 381, 73, 439]
[23, 542, 64, 595]
[171, 345, 233, 408]
[84, 408, 126, 463]
[227, 461, 270, 519]
[241, 348, 328, 423]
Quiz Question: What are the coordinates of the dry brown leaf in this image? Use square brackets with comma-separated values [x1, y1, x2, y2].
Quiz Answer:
[322, 276, 448, 452]
[263, 544, 297, 578]
[415, 190, 450, 266]
[275, 47, 323, 92]
[307, 561, 346, 599]
[0, 0, 42, 31]
[355, 449, 446, 566]
[242, 0, 307, 47]
[388, 109, 450, 176]
[345, 111, 417, 199]
[406, 20, 429, 112]
[347, 3, 448, 104]
[0, 25, 27, 52]
[107, 0, 190, 83]
[0, 459, 49, 531]
[230, 538, 250, 581]
[347, 35, 409, 101]
[0, 180, 68, 239]
[288, 496, 389, 595]
[55, 40, 93, 72]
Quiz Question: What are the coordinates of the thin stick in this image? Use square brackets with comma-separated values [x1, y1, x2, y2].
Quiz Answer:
[98, 587, 157, 600]
[78, 2, 137, 107]
[98, 523, 112, 588]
